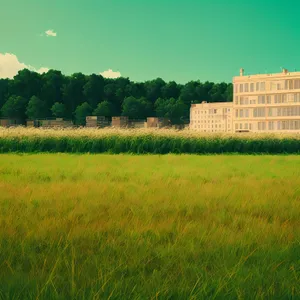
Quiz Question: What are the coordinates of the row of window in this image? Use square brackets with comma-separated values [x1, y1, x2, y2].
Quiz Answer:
[191, 115, 231, 119]
[235, 93, 300, 105]
[235, 79, 300, 94]
[190, 119, 224, 125]
[235, 120, 300, 130]
[193, 124, 225, 129]
[192, 108, 231, 115]
[235, 106, 300, 118]
[193, 126, 229, 132]
[235, 108, 266, 118]
[268, 106, 300, 117]
[235, 82, 265, 93]
[191, 119, 225, 124]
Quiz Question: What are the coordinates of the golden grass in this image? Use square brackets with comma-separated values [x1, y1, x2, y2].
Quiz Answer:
[1, 126, 300, 140]
[0, 154, 300, 298]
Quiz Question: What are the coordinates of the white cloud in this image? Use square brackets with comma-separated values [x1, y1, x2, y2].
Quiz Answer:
[45, 29, 57, 37]
[36, 67, 50, 74]
[100, 69, 121, 79]
[0, 53, 49, 79]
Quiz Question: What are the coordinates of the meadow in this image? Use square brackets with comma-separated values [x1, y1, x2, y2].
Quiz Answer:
[1, 127, 300, 154]
[0, 154, 300, 299]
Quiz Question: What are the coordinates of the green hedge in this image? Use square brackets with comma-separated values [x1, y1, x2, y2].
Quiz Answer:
[0, 135, 300, 154]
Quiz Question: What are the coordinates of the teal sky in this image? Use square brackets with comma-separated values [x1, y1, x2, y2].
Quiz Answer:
[1, 0, 300, 83]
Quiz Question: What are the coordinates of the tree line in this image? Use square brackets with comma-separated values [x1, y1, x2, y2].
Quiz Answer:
[0, 69, 233, 125]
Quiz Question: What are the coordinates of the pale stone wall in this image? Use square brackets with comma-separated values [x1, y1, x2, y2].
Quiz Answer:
[233, 68, 300, 132]
[190, 101, 233, 132]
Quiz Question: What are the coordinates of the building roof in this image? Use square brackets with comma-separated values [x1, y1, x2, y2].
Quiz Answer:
[233, 69, 300, 82]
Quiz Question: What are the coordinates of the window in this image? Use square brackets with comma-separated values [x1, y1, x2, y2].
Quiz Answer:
[235, 84, 239, 93]
[245, 109, 249, 118]
[245, 123, 248, 130]
[268, 122, 274, 131]
[275, 94, 281, 103]
[260, 82, 265, 91]
[258, 95, 265, 104]
[256, 82, 260, 91]
[253, 108, 265, 118]
[287, 94, 294, 102]
[240, 84, 244, 93]
[268, 108, 273, 117]
[258, 122, 266, 130]
[250, 83, 254, 92]
[245, 83, 249, 92]
[267, 95, 271, 104]
[277, 121, 281, 130]
[285, 80, 288, 90]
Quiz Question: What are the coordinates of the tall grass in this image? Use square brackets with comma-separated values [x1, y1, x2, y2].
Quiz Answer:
[0, 154, 300, 299]
[1, 127, 300, 154]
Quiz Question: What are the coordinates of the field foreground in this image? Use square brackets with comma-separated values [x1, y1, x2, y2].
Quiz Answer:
[0, 154, 300, 299]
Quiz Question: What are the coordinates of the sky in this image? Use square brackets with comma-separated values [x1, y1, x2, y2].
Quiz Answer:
[1, 0, 300, 83]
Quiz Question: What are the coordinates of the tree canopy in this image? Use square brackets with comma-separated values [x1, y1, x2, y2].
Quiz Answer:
[51, 102, 66, 118]
[93, 101, 116, 117]
[0, 68, 233, 123]
[26, 96, 47, 120]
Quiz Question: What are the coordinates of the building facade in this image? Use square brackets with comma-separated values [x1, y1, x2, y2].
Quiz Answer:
[233, 68, 300, 132]
[190, 68, 300, 133]
[189, 101, 233, 132]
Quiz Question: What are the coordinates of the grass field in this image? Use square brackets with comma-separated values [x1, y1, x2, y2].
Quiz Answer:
[0, 154, 300, 299]
[1, 127, 300, 154]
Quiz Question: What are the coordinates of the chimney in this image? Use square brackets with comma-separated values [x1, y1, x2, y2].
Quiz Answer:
[282, 68, 288, 74]
[240, 68, 244, 76]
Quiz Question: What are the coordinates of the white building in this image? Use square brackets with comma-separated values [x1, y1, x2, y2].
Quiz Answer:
[190, 68, 300, 133]
[233, 68, 300, 132]
[189, 101, 233, 132]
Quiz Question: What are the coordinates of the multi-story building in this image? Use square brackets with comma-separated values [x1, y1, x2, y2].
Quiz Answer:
[233, 68, 300, 132]
[190, 68, 300, 133]
[189, 101, 233, 132]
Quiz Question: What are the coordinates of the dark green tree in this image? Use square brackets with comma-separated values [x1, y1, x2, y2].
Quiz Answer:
[51, 102, 66, 118]
[9, 69, 43, 100]
[179, 81, 198, 105]
[161, 81, 180, 99]
[93, 101, 116, 117]
[125, 82, 146, 99]
[1, 95, 27, 120]
[122, 96, 152, 119]
[74, 102, 93, 125]
[41, 70, 65, 115]
[62, 73, 87, 118]
[0, 79, 9, 112]
[144, 78, 165, 103]
[26, 96, 47, 119]
[83, 74, 105, 108]
[155, 98, 188, 124]
[224, 83, 233, 102]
